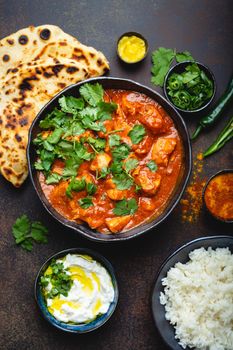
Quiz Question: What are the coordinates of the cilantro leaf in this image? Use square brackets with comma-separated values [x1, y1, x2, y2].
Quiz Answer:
[46, 128, 63, 144]
[113, 198, 138, 216]
[31, 222, 48, 243]
[21, 239, 33, 252]
[59, 95, 84, 113]
[176, 51, 194, 63]
[128, 124, 146, 144]
[124, 158, 139, 173]
[96, 167, 110, 179]
[66, 177, 86, 198]
[110, 160, 123, 174]
[45, 173, 63, 184]
[40, 261, 73, 299]
[74, 142, 93, 161]
[112, 173, 134, 190]
[12, 214, 30, 244]
[12, 215, 48, 251]
[147, 160, 158, 172]
[97, 101, 117, 121]
[79, 83, 104, 106]
[79, 106, 98, 121]
[109, 134, 121, 147]
[86, 182, 97, 195]
[39, 109, 67, 129]
[78, 197, 93, 209]
[111, 143, 131, 160]
[86, 137, 106, 152]
[62, 158, 81, 178]
[151, 47, 175, 87]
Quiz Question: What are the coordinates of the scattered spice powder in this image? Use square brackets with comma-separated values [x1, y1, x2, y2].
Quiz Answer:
[180, 152, 206, 223]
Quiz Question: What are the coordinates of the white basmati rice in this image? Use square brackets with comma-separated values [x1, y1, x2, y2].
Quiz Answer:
[160, 247, 233, 350]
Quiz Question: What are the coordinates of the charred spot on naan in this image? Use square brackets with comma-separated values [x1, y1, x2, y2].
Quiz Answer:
[18, 35, 29, 45]
[2, 54, 10, 62]
[6, 39, 14, 45]
[39, 28, 51, 41]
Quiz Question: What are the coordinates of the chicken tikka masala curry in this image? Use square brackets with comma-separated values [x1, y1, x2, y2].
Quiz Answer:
[34, 83, 183, 234]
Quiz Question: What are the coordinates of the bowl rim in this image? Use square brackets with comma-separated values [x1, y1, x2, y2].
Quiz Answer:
[151, 235, 233, 349]
[27, 76, 192, 242]
[163, 60, 216, 113]
[202, 169, 233, 223]
[34, 247, 119, 333]
[116, 31, 148, 64]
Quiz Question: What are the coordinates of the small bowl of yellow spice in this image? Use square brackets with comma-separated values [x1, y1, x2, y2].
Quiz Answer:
[117, 32, 148, 64]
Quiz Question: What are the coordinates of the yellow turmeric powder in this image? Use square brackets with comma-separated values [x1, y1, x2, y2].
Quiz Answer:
[180, 152, 206, 223]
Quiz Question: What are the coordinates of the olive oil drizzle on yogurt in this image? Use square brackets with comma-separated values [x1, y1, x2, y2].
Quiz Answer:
[40, 254, 114, 324]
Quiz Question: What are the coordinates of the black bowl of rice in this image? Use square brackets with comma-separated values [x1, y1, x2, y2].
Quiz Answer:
[151, 236, 233, 350]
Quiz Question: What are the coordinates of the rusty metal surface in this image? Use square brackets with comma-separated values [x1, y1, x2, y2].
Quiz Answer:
[0, 1, 232, 349]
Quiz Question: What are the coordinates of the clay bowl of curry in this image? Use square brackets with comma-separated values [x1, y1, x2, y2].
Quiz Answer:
[27, 77, 192, 242]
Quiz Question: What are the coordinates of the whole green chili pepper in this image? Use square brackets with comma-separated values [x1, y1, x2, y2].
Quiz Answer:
[192, 76, 233, 140]
[203, 115, 233, 157]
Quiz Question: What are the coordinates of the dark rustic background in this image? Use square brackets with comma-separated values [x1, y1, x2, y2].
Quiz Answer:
[0, 1, 232, 349]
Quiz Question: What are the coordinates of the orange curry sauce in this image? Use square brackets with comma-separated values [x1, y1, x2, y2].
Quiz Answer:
[39, 90, 184, 233]
[204, 173, 233, 221]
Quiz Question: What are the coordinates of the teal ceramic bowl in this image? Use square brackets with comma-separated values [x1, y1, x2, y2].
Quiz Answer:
[35, 248, 119, 333]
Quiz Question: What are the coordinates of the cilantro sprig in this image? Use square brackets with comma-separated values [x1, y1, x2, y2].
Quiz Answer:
[113, 198, 138, 216]
[12, 214, 48, 251]
[66, 177, 97, 198]
[40, 259, 73, 299]
[128, 124, 146, 144]
[151, 47, 194, 87]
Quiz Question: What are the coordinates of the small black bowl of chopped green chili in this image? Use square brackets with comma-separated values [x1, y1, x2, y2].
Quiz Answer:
[164, 61, 216, 113]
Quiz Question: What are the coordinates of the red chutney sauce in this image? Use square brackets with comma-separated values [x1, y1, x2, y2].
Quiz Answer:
[204, 172, 233, 221]
[39, 89, 184, 234]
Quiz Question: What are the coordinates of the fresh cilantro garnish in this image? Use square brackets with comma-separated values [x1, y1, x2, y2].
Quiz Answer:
[78, 197, 94, 209]
[34, 82, 116, 183]
[46, 128, 63, 144]
[110, 160, 123, 174]
[109, 134, 121, 147]
[147, 160, 158, 172]
[35, 149, 55, 172]
[128, 124, 146, 144]
[86, 182, 97, 195]
[97, 101, 117, 121]
[62, 158, 81, 177]
[176, 51, 194, 63]
[46, 173, 63, 184]
[85, 137, 106, 152]
[96, 167, 110, 179]
[124, 158, 139, 174]
[66, 177, 86, 198]
[12, 214, 48, 252]
[59, 95, 84, 113]
[40, 259, 73, 299]
[112, 173, 134, 190]
[151, 47, 194, 87]
[79, 83, 104, 106]
[135, 184, 142, 192]
[39, 109, 67, 129]
[151, 48, 175, 87]
[111, 143, 131, 160]
[113, 198, 138, 216]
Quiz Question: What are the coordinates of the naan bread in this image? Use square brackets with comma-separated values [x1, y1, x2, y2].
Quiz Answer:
[0, 25, 109, 187]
